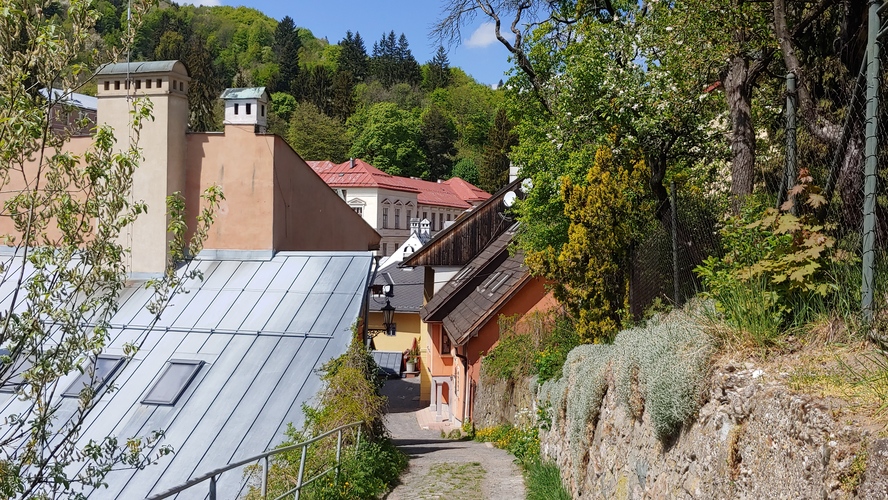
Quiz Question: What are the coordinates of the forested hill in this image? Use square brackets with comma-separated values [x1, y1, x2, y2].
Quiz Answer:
[89, 1, 509, 191]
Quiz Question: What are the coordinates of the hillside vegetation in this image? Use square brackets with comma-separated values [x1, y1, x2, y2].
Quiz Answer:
[82, 1, 509, 190]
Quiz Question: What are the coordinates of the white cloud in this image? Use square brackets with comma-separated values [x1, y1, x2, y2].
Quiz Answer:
[465, 22, 498, 48]
[179, 0, 221, 6]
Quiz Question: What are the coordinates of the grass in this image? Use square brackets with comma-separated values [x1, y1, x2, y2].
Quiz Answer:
[409, 462, 485, 500]
[525, 461, 570, 500]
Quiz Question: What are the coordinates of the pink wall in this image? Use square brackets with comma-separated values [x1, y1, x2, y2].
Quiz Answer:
[186, 127, 380, 252]
[272, 138, 380, 251]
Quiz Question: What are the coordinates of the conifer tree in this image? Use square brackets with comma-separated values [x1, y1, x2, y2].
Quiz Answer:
[338, 30, 369, 82]
[479, 108, 516, 194]
[273, 15, 301, 94]
[426, 45, 452, 90]
[421, 106, 458, 181]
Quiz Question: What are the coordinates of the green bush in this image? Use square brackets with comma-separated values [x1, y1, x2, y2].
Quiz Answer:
[246, 338, 406, 499]
[473, 423, 540, 465]
[482, 310, 581, 383]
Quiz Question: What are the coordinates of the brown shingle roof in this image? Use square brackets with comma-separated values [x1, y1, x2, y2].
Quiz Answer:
[421, 226, 530, 345]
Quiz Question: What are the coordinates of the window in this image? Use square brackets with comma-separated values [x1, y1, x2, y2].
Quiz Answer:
[422, 211, 428, 222]
[135, 79, 141, 90]
[142, 360, 204, 405]
[353, 206, 363, 216]
[439, 213, 444, 229]
[261, 104, 266, 117]
[62, 355, 125, 398]
[103, 81, 109, 91]
[124, 80, 130, 90]
[146, 79, 152, 89]
[395, 209, 401, 229]
[407, 210, 412, 223]
[382, 243, 388, 255]
[157, 78, 162, 88]
[234, 103, 239, 115]
[246, 103, 252, 115]
[447, 213, 451, 221]
[440, 331, 452, 355]
[171, 79, 176, 90]
[114, 80, 120, 90]
[179, 81, 184, 91]
[382, 207, 389, 229]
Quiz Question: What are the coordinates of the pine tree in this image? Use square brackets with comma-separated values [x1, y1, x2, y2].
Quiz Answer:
[186, 35, 220, 132]
[371, 31, 399, 88]
[395, 33, 421, 87]
[299, 65, 334, 116]
[479, 108, 516, 194]
[273, 16, 301, 94]
[331, 70, 356, 122]
[421, 106, 458, 181]
[338, 31, 369, 82]
[426, 46, 452, 90]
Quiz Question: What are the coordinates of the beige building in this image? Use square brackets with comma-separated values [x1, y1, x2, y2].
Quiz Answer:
[1, 61, 380, 272]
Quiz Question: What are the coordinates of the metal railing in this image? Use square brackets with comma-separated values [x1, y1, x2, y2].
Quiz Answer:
[147, 421, 363, 500]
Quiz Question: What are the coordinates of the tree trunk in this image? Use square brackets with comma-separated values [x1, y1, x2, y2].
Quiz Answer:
[724, 54, 756, 210]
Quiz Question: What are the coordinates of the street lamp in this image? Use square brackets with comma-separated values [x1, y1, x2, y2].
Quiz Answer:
[381, 299, 396, 335]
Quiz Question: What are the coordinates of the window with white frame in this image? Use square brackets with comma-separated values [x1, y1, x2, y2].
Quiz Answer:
[382, 207, 389, 228]
[395, 209, 400, 229]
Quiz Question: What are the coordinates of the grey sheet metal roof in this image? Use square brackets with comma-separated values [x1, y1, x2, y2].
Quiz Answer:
[0, 251, 372, 499]
[219, 87, 268, 100]
[372, 351, 402, 378]
[372, 265, 424, 313]
[96, 60, 188, 77]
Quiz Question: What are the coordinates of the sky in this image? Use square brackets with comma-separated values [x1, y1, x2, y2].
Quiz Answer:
[184, 0, 515, 86]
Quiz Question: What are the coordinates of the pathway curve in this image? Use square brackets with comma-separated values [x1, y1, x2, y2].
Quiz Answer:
[382, 378, 526, 500]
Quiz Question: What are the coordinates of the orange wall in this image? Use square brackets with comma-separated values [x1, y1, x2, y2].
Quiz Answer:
[452, 277, 554, 422]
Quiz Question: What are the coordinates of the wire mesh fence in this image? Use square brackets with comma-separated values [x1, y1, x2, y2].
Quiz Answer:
[629, 3, 888, 326]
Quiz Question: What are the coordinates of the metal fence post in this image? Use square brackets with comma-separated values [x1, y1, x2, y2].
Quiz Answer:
[780, 72, 799, 215]
[670, 181, 680, 306]
[863, 0, 881, 323]
[261, 455, 269, 500]
[209, 476, 216, 500]
[294, 445, 307, 500]
[335, 429, 343, 481]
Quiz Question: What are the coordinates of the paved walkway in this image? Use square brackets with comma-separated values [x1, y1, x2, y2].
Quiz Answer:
[382, 378, 526, 500]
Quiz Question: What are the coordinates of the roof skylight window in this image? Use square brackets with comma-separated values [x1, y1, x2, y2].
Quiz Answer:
[141, 359, 204, 406]
[62, 354, 125, 398]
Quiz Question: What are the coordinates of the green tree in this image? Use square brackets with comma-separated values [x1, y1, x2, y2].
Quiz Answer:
[479, 108, 515, 194]
[0, 0, 222, 495]
[349, 102, 426, 177]
[420, 106, 458, 181]
[331, 70, 356, 122]
[186, 35, 221, 132]
[272, 15, 301, 94]
[425, 45, 452, 90]
[370, 31, 399, 88]
[338, 30, 369, 82]
[451, 157, 480, 185]
[287, 101, 351, 162]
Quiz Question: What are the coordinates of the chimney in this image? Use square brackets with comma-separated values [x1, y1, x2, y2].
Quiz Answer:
[350, 157, 356, 169]
[410, 217, 419, 236]
[220, 87, 269, 134]
[95, 60, 190, 275]
[420, 218, 430, 238]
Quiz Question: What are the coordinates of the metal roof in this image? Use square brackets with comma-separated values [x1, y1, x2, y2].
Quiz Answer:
[96, 60, 188, 77]
[372, 351, 402, 378]
[219, 87, 268, 100]
[0, 251, 372, 499]
[39, 88, 98, 110]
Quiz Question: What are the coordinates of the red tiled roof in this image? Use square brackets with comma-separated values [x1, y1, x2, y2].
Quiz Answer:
[307, 159, 491, 210]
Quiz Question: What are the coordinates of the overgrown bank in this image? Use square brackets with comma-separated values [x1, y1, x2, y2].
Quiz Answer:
[473, 309, 888, 499]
